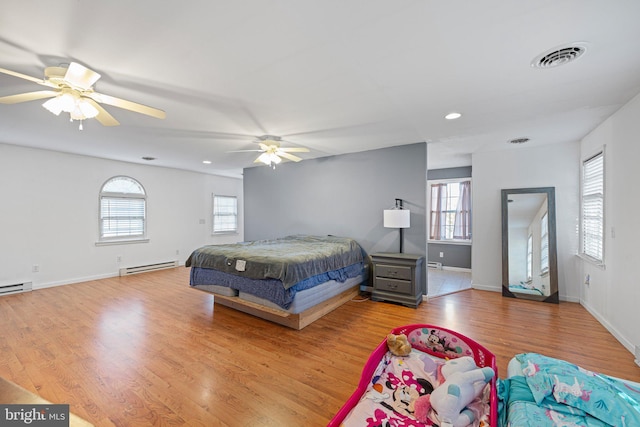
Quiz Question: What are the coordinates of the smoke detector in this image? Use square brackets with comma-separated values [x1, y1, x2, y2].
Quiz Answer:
[532, 43, 588, 68]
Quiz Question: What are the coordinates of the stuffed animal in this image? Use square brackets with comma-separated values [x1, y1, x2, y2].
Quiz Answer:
[386, 333, 412, 357]
[414, 357, 494, 427]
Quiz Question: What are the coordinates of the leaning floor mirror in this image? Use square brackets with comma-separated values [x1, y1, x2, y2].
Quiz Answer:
[501, 187, 558, 303]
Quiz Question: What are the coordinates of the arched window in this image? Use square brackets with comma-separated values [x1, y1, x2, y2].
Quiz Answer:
[99, 176, 146, 241]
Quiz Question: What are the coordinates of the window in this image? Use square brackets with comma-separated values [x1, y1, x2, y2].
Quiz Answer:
[540, 212, 549, 274]
[581, 151, 604, 263]
[428, 179, 471, 241]
[99, 176, 146, 241]
[213, 195, 238, 234]
[526, 234, 533, 282]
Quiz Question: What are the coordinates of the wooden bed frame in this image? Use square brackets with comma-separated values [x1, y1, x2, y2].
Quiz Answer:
[201, 286, 359, 330]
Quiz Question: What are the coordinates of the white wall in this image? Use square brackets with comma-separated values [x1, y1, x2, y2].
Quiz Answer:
[0, 143, 243, 289]
[471, 142, 581, 300]
[580, 92, 640, 355]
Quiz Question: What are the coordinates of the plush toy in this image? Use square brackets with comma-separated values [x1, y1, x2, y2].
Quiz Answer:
[414, 357, 494, 427]
[386, 333, 412, 357]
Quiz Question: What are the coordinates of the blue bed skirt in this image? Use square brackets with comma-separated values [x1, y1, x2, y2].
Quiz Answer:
[190, 262, 365, 309]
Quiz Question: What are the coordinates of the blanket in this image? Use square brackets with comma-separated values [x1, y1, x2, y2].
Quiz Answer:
[499, 353, 640, 426]
[342, 349, 491, 427]
[185, 235, 364, 289]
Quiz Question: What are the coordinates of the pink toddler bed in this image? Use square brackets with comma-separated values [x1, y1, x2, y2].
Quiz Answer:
[329, 324, 498, 427]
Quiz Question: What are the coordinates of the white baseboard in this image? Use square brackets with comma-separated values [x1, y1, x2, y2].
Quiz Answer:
[581, 299, 636, 357]
[31, 262, 185, 290]
[33, 272, 119, 290]
[471, 283, 501, 292]
[441, 266, 471, 273]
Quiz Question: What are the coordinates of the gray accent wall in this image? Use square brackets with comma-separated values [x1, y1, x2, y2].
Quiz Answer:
[243, 142, 428, 294]
[427, 244, 471, 269]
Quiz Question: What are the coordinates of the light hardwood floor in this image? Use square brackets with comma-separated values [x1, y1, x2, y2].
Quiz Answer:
[1, 267, 639, 426]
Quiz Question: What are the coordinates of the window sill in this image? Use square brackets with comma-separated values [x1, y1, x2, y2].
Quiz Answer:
[95, 238, 149, 246]
[428, 239, 472, 246]
[212, 231, 239, 236]
[576, 253, 606, 270]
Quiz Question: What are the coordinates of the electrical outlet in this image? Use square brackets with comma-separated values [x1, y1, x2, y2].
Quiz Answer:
[584, 274, 590, 286]
[32, 264, 39, 273]
[116, 255, 122, 263]
[176, 249, 180, 255]
[439, 252, 444, 258]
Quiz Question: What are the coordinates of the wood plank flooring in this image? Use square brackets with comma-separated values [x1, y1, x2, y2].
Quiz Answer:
[1, 267, 639, 426]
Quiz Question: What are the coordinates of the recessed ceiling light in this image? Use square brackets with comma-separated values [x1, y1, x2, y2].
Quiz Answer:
[202, 160, 212, 164]
[141, 156, 156, 161]
[445, 112, 462, 120]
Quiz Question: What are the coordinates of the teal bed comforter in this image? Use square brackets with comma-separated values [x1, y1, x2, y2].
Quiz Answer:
[499, 353, 640, 426]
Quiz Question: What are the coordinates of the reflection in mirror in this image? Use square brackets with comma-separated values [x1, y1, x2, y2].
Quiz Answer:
[501, 187, 558, 303]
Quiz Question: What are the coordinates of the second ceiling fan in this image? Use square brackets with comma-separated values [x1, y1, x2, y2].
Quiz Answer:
[233, 135, 310, 168]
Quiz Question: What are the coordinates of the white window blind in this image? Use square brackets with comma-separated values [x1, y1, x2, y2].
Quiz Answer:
[527, 234, 533, 281]
[213, 195, 237, 233]
[99, 176, 146, 240]
[540, 212, 549, 274]
[582, 152, 604, 262]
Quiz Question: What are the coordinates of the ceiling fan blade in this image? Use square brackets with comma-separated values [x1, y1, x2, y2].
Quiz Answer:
[258, 142, 271, 151]
[89, 92, 166, 119]
[64, 62, 101, 90]
[278, 147, 310, 153]
[0, 90, 58, 104]
[84, 98, 120, 126]
[0, 67, 47, 85]
[277, 151, 302, 162]
[227, 149, 263, 153]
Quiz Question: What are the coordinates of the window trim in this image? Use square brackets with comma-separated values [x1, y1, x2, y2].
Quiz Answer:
[97, 176, 148, 245]
[580, 148, 605, 267]
[212, 194, 238, 235]
[427, 177, 473, 244]
[540, 211, 549, 275]
[526, 233, 533, 282]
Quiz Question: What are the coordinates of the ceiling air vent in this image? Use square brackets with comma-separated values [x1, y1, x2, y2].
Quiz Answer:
[508, 137, 530, 145]
[532, 43, 588, 68]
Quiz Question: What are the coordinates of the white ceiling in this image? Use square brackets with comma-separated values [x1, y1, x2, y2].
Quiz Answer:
[1, 1, 640, 178]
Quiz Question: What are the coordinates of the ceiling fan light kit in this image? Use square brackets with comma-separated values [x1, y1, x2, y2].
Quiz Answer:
[42, 90, 100, 127]
[257, 152, 282, 169]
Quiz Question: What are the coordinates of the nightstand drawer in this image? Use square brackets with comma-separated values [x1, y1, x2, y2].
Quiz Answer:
[375, 277, 412, 294]
[376, 264, 412, 280]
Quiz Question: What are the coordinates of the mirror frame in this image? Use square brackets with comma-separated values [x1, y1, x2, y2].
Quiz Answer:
[501, 187, 558, 303]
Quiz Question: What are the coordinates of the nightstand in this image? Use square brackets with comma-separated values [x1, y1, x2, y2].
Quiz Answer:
[370, 253, 424, 308]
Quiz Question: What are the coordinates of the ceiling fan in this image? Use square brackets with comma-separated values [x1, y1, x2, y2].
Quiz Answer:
[231, 135, 310, 169]
[0, 61, 166, 129]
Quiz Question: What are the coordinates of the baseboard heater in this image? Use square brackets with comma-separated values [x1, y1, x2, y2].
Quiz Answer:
[0, 281, 32, 296]
[427, 261, 442, 269]
[119, 260, 179, 276]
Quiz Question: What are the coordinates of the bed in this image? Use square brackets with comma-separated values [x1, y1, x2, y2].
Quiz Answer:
[186, 234, 367, 329]
[329, 324, 498, 427]
[500, 353, 640, 426]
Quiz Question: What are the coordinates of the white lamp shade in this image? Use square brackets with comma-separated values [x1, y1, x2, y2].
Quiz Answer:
[384, 209, 410, 228]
